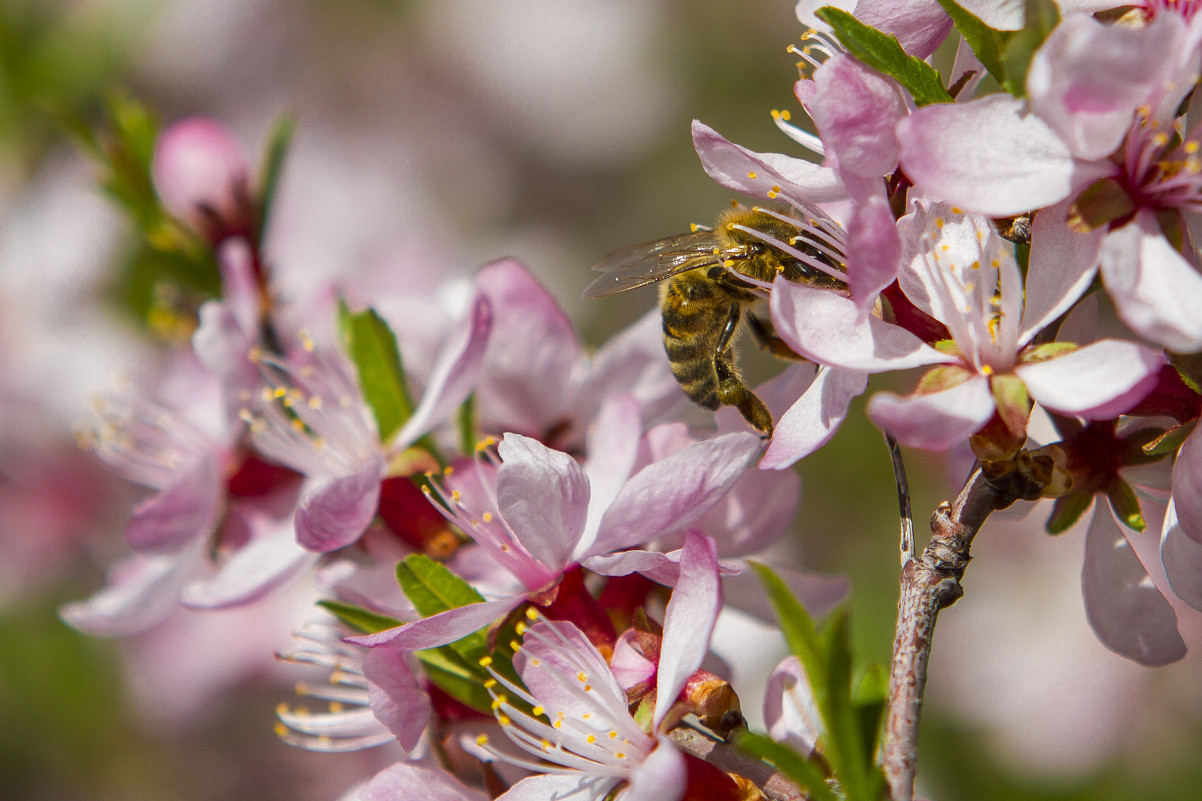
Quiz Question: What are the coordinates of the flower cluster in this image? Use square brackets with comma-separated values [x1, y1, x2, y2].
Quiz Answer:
[53, 2, 1202, 800]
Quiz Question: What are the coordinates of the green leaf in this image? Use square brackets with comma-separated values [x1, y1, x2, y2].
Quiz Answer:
[256, 112, 295, 248]
[936, 0, 1005, 88]
[397, 554, 486, 617]
[457, 393, 477, 456]
[735, 731, 839, 801]
[852, 664, 889, 767]
[414, 646, 494, 713]
[317, 599, 401, 634]
[815, 7, 953, 106]
[748, 563, 826, 689]
[339, 301, 415, 442]
[998, 0, 1060, 97]
[817, 610, 885, 801]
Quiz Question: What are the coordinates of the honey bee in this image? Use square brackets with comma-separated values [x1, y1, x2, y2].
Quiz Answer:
[583, 206, 845, 436]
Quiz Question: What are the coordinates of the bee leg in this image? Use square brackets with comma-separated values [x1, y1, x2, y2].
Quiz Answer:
[747, 315, 806, 361]
[714, 305, 774, 436]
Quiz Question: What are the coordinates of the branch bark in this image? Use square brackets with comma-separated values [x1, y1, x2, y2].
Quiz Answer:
[881, 468, 1004, 801]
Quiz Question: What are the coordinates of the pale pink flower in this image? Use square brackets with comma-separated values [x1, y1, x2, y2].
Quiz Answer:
[772, 200, 1163, 450]
[152, 117, 255, 242]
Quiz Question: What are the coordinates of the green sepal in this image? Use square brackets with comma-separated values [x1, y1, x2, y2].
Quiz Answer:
[255, 112, 295, 249]
[1144, 420, 1197, 458]
[1021, 341, 1078, 363]
[1045, 490, 1093, 534]
[735, 731, 839, 801]
[935, 1, 1005, 87]
[1169, 351, 1202, 395]
[316, 599, 401, 634]
[338, 301, 415, 443]
[1106, 479, 1146, 533]
[915, 364, 973, 394]
[397, 554, 486, 619]
[989, 373, 1031, 439]
[815, 7, 953, 106]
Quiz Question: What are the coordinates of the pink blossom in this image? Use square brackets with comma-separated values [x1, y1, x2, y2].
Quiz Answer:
[152, 117, 254, 242]
[348, 419, 761, 652]
[464, 533, 722, 801]
[772, 201, 1163, 450]
[897, 10, 1202, 351]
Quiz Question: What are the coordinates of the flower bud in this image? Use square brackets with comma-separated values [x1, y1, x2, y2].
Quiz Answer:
[152, 117, 254, 242]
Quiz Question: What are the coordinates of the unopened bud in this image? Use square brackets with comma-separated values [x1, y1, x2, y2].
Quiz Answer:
[153, 117, 254, 242]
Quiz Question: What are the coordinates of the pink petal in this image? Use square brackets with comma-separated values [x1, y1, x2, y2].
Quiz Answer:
[1018, 199, 1101, 343]
[867, 375, 995, 451]
[1162, 500, 1202, 612]
[691, 120, 846, 204]
[1028, 13, 1185, 161]
[699, 457, 801, 556]
[125, 456, 222, 553]
[592, 433, 763, 554]
[897, 95, 1090, 216]
[844, 190, 903, 311]
[516, 621, 627, 723]
[348, 597, 522, 650]
[1099, 213, 1202, 353]
[576, 310, 683, 427]
[475, 259, 580, 436]
[496, 773, 614, 801]
[497, 434, 590, 572]
[1171, 431, 1202, 545]
[181, 516, 316, 609]
[363, 641, 432, 752]
[581, 394, 643, 550]
[624, 738, 686, 801]
[810, 55, 906, 178]
[392, 292, 493, 449]
[59, 542, 204, 637]
[845, 0, 954, 58]
[654, 533, 720, 729]
[1017, 340, 1163, 419]
[764, 655, 820, 757]
[362, 761, 487, 801]
[610, 629, 655, 690]
[771, 281, 951, 371]
[761, 366, 868, 469]
[295, 456, 386, 552]
[953, 0, 1024, 29]
[1082, 505, 1185, 666]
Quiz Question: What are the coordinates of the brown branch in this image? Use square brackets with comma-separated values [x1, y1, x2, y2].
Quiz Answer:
[669, 727, 809, 801]
[881, 468, 1004, 801]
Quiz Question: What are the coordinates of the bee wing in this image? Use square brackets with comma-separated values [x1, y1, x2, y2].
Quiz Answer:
[582, 231, 722, 299]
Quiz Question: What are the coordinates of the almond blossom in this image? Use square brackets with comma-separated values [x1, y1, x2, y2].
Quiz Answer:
[771, 200, 1164, 451]
[897, 9, 1202, 352]
[348, 408, 761, 653]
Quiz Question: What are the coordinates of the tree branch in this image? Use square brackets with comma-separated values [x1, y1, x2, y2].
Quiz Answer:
[881, 467, 1003, 801]
[669, 727, 810, 801]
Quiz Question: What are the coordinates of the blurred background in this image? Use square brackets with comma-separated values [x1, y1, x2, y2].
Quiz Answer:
[2, 1, 1200, 799]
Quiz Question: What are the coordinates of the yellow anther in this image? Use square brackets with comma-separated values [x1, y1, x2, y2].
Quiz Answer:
[498, 714, 511, 726]
[274, 387, 288, 398]
[525, 607, 540, 621]
[530, 657, 542, 666]
[584, 684, 592, 692]
[484, 678, 497, 689]
[587, 734, 596, 744]
[748, 171, 758, 179]
[553, 720, 563, 729]
[515, 622, 527, 635]
[275, 702, 290, 714]
[273, 722, 288, 737]
[308, 396, 323, 410]
[328, 702, 344, 713]
[609, 730, 618, 739]
[616, 751, 627, 759]
[1186, 141, 1200, 154]
[491, 694, 507, 710]
[577, 672, 588, 683]
[510, 639, 522, 652]
[444, 465, 455, 475]
[476, 734, 489, 745]
[532, 705, 545, 716]
[482, 512, 493, 522]
[541, 739, 552, 751]
[479, 656, 493, 667]
[452, 490, 461, 501]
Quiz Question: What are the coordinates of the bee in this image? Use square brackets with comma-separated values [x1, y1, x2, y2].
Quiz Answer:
[583, 206, 845, 436]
